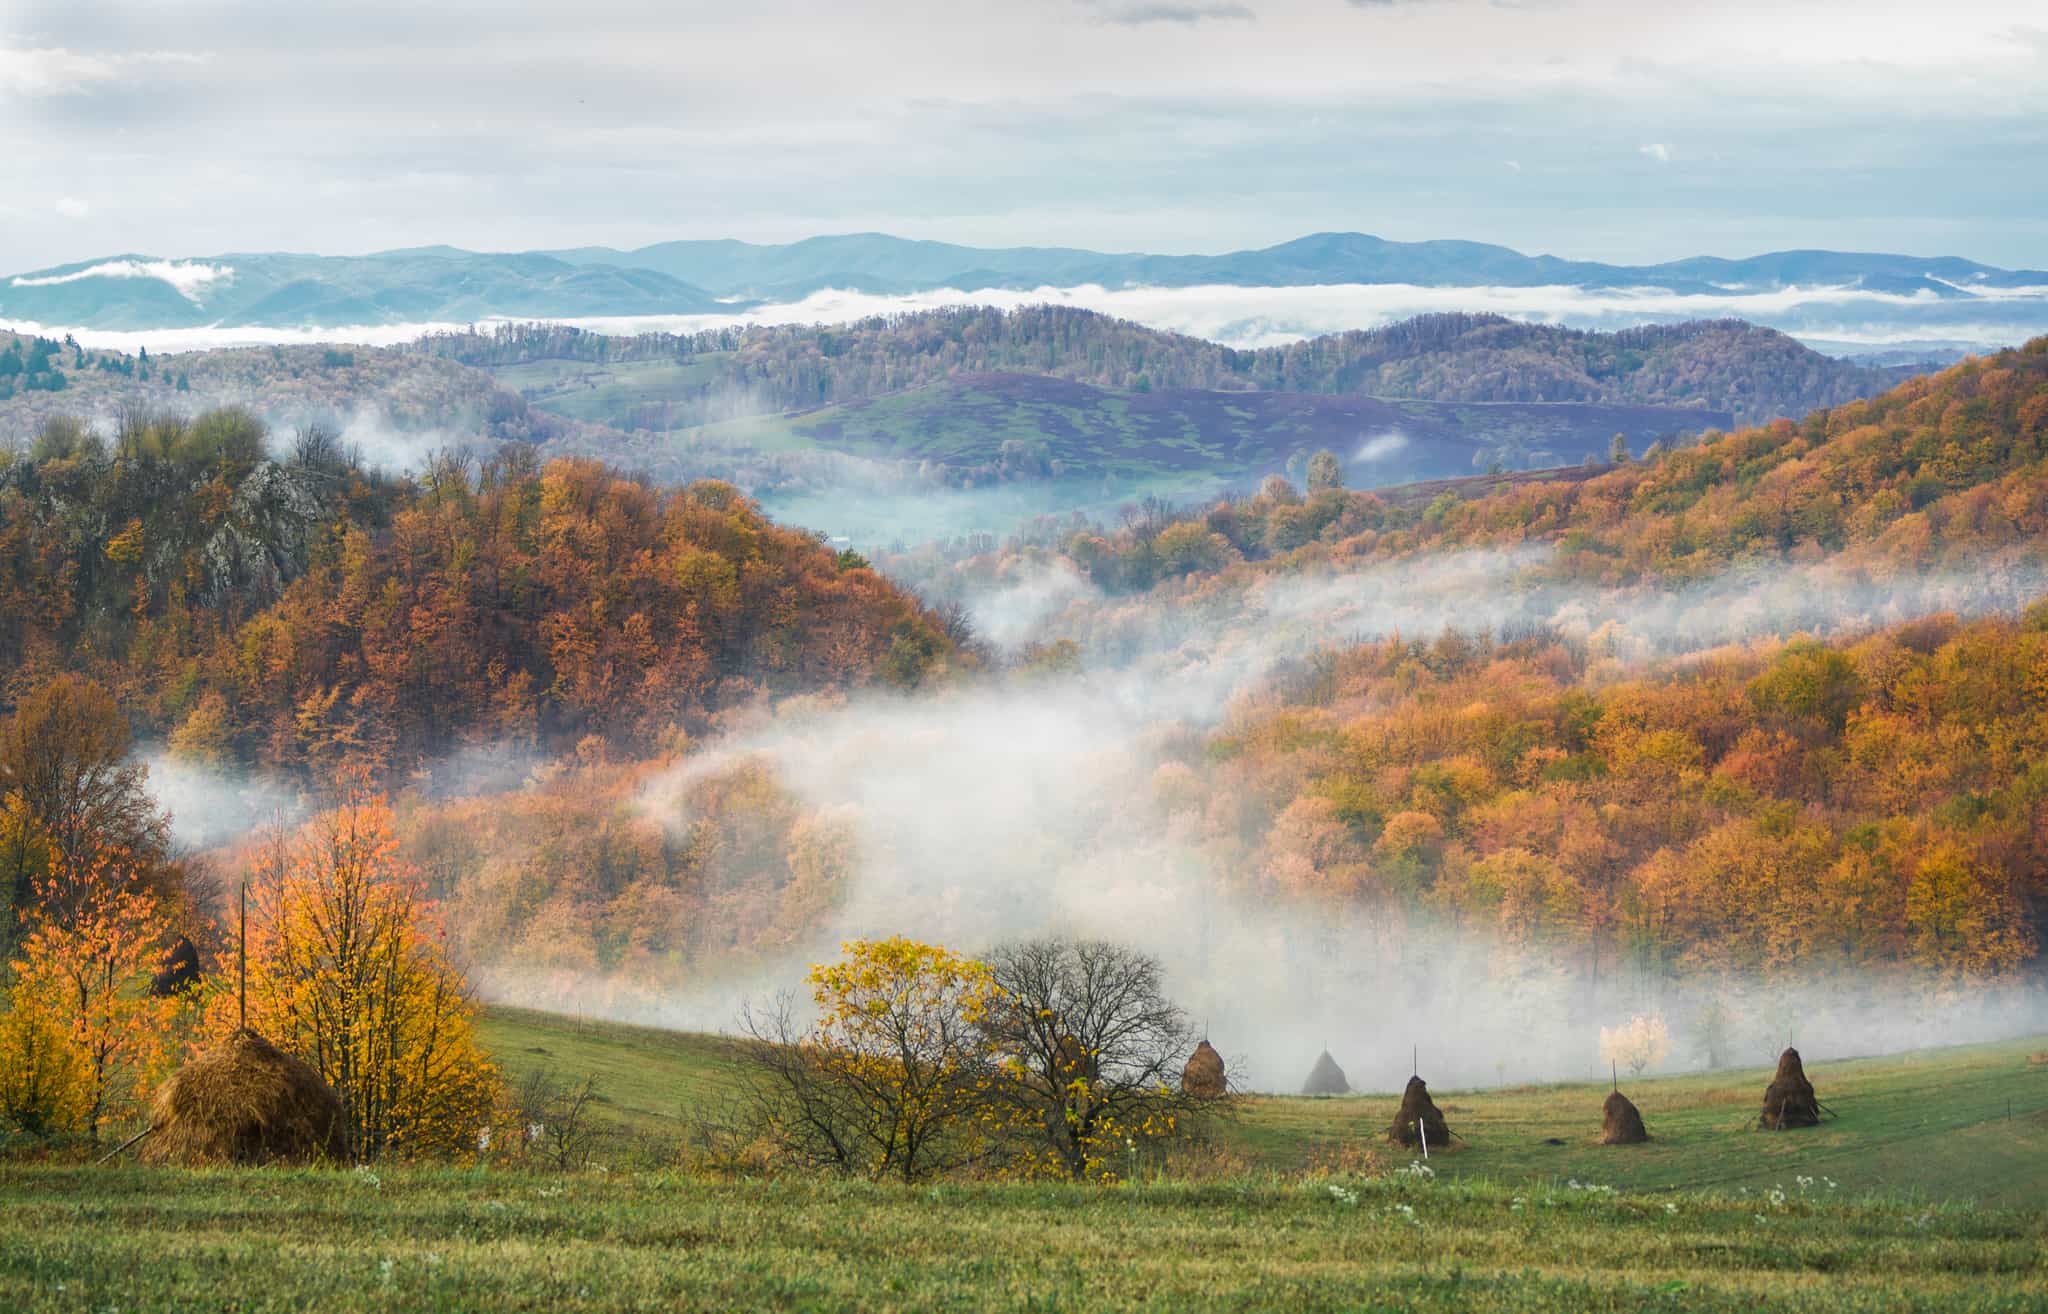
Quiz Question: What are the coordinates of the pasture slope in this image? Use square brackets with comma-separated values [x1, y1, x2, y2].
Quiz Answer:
[0, 1009, 2041, 1313]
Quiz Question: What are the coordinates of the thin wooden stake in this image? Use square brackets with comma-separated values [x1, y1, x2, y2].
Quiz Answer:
[1418, 1117, 1429, 1160]
[238, 881, 247, 1031]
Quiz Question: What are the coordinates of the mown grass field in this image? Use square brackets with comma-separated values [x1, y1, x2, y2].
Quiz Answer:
[2, 1010, 2042, 1312]
[3, 1165, 2042, 1313]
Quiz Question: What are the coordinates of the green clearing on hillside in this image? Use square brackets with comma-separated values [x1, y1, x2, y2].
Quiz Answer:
[478, 1008, 2048, 1209]
[491, 355, 738, 427]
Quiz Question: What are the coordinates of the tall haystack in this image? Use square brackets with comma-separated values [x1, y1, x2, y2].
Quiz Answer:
[1389, 1075, 1449, 1149]
[150, 936, 202, 997]
[143, 1029, 346, 1166]
[1758, 1047, 1820, 1129]
[1600, 1089, 1649, 1144]
[1301, 1050, 1350, 1096]
[1182, 1040, 1226, 1098]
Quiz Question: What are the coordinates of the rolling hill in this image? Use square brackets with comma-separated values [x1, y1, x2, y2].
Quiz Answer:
[0, 249, 724, 331]
[8, 232, 2047, 333]
[457, 309, 1901, 431]
[556, 231, 2048, 302]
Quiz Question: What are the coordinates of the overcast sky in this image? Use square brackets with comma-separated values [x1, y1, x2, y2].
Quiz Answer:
[4, 0, 2046, 272]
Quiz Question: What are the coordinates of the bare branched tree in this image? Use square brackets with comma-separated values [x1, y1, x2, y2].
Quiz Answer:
[734, 993, 866, 1177]
[515, 1067, 610, 1170]
[290, 421, 344, 471]
[981, 937, 1211, 1180]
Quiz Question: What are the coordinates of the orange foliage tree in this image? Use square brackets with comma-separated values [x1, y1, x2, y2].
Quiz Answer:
[6, 842, 182, 1140]
[229, 783, 499, 1160]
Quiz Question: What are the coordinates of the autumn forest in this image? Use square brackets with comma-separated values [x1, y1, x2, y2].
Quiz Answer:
[1, 325, 2045, 1150]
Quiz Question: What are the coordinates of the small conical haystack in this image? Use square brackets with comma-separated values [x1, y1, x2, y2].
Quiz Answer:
[1600, 1089, 1649, 1144]
[1301, 1050, 1350, 1096]
[143, 1028, 346, 1166]
[1759, 1047, 1820, 1129]
[150, 936, 202, 998]
[1182, 1040, 1226, 1099]
[1389, 1075, 1450, 1148]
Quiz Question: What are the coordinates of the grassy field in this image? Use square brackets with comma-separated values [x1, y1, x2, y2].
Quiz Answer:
[3, 1164, 2042, 1313]
[1, 1010, 2042, 1311]
[479, 1007, 2048, 1208]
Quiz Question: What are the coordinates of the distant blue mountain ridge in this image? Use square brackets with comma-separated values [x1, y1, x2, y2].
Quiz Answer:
[4, 232, 2045, 331]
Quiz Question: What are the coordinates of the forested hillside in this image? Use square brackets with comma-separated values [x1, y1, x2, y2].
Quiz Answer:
[678, 372, 1724, 489]
[325, 344, 2048, 995]
[0, 408, 953, 776]
[3, 343, 2043, 1000]
[0, 331, 579, 451]
[1178, 611, 2047, 982]
[1034, 338, 2048, 593]
[426, 309, 1908, 430]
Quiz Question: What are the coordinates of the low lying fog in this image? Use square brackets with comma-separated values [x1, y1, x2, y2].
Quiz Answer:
[462, 546, 2048, 1092]
[12, 274, 2046, 358]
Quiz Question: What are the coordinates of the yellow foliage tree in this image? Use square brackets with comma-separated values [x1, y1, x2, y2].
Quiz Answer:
[741, 937, 1003, 1182]
[228, 784, 499, 1161]
[1904, 843, 2032, 981]
[0, 997, 92, 1136]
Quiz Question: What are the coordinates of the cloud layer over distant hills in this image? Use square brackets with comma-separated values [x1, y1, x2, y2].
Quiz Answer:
[11, 274, 2046, 358]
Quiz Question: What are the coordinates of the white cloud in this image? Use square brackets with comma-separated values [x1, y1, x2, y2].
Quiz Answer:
[0, 46, 205, 97]
[9, 259, 234, 302]
[1638, 142, 1670, 163]
[53, 197, 89, 218]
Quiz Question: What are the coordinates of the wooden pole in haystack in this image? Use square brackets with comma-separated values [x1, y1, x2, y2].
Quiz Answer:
[95, 1124, 157, 1165]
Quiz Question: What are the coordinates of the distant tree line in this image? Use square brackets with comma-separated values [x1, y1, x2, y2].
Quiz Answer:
[414, 309, 1909, 429]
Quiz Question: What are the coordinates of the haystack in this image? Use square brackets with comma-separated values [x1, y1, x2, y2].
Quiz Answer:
[150, 936, 202, 997]
[1182, 1040, 1226, 1098]
[1600, 1089, 1649, 1144]
[1389, 1075, 1449, 1149]
[1301, 1050, 1350, 1096]
[142, 1028, 346, 1166]
[1758, 1047, 1820, 1130]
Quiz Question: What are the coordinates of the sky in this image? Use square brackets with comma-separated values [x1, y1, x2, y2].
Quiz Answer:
[3, 0, 2046, 272]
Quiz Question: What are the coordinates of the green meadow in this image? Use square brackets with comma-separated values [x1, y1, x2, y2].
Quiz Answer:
[2, 1009, 2043, 1312]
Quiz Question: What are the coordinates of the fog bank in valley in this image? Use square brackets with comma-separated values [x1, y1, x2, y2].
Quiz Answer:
[473, 545, 2048, 1091]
